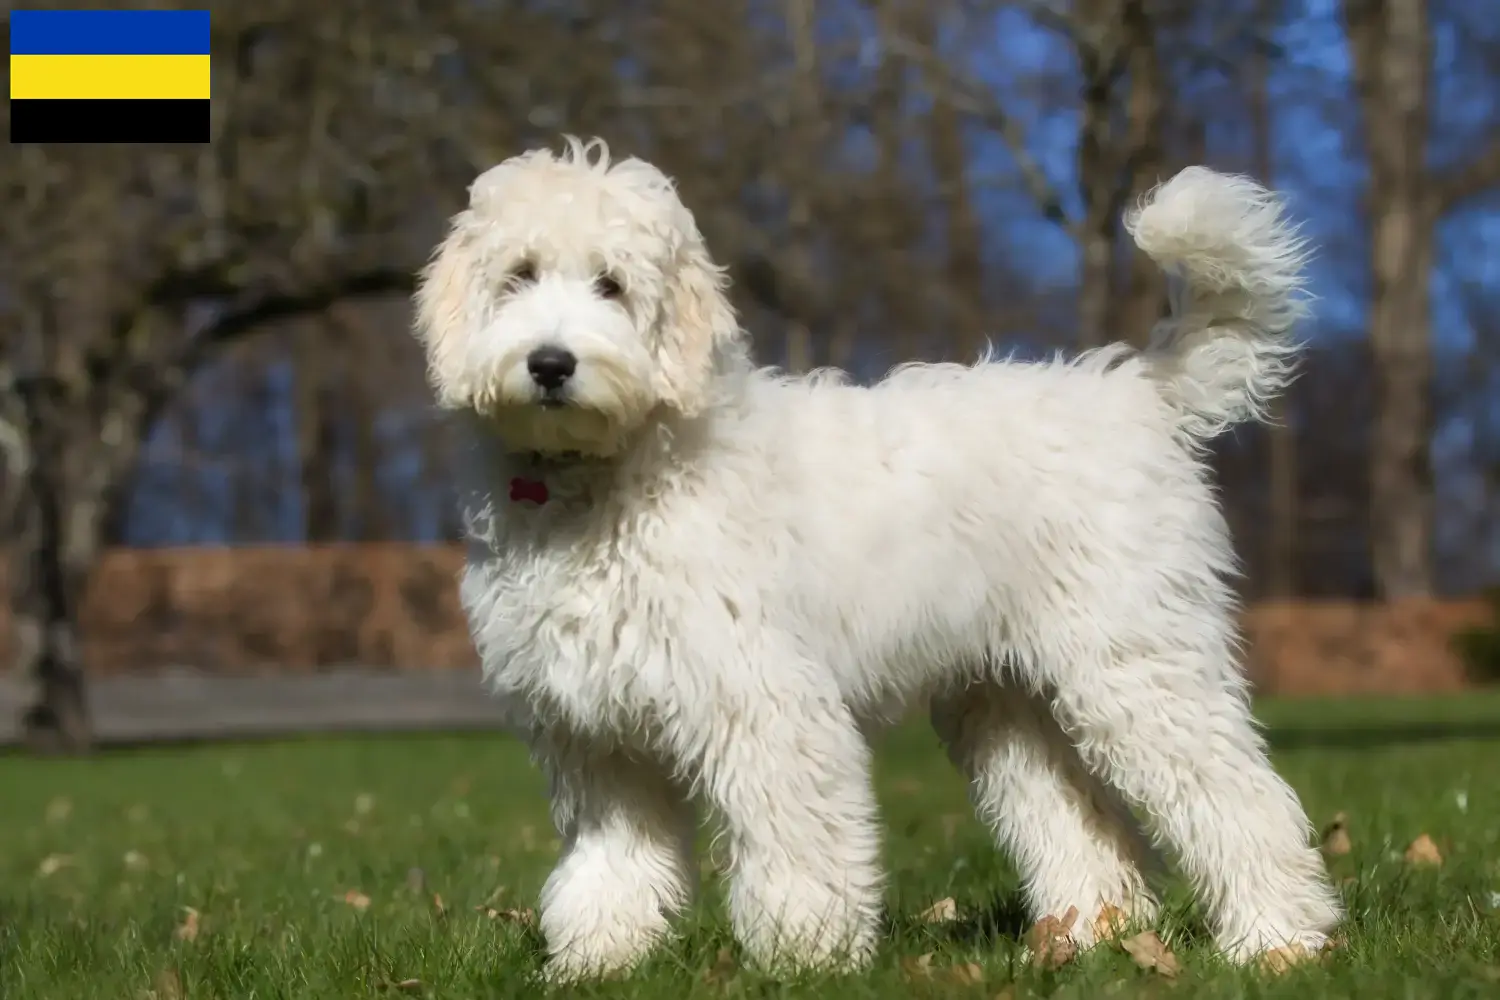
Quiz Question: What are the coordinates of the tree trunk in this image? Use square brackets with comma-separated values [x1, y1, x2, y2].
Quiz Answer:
[914, 2, 987, 356]
[1072, 0, 1163, 351]
[1252, 0, 1299, 598]
[1074, 1, 1121, 353]
[296, 322, 344, 541]
[1346, 0, 1435, 597]
[11, 389, 115, 754]
[1115, 0, 1168, 349]
[870, 0, 924, 360]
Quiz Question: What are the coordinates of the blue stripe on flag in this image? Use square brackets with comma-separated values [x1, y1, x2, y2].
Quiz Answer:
[9, 10, 210, 55]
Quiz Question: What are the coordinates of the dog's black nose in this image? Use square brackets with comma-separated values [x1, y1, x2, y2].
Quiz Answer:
[526, 346, 577, 390]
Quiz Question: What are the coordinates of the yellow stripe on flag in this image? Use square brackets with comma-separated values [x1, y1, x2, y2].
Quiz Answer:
[10, 55, 210, 100]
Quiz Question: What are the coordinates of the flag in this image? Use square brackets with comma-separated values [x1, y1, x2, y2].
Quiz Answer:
[9, 9, 210, 143]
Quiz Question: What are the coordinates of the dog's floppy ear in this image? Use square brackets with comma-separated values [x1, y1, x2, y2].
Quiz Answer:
[656, 241, 740, 418]
[414, 213, 476, 407]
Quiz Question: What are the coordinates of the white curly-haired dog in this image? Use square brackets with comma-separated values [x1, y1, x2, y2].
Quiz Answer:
[415, 137, 1341, 979]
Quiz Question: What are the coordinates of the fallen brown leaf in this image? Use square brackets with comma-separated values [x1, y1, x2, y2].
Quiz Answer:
[1321, 812, 1352, 857]
[148, 968, 184, 1000]
[343, 890, 372, 911]
[943, 962, 985, 985]
[919, 896, 959, 923]
[1258, 943, 1313, 974]
[391, 980, 422, 993]
[1091, 903, 1128, 942]
[900, 952, 935, 978]
[174, 908, 200, 942]
[701, 945, 738, 985]
[431, 893, 447, 918]
[1404, 834, 1443, 867]
[1025, 906, 1079, 969]
[476, 906, 535, 924]
[1119, 931, 1182, 977]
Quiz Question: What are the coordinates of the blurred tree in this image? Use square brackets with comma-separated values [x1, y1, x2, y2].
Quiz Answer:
[0, 1, 527, 750]
[1346, 0, 1500, 598]
[1249, 0, 1299, 598]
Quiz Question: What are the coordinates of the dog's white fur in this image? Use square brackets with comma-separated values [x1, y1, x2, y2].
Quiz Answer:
[415, 137, 1341, 978]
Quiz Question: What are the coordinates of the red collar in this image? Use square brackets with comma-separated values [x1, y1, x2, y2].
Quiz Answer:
[509, 476, 549, 506]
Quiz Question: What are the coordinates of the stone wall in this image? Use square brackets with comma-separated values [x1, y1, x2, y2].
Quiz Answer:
[0, 545, 1492, 694]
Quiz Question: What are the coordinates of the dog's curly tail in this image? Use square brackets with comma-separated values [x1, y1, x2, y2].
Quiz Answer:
[1126, 166, 1310, 442]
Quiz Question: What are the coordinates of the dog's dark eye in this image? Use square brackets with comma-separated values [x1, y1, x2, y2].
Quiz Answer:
[508, 261, 537, 285]
[595, 273, 625, 299]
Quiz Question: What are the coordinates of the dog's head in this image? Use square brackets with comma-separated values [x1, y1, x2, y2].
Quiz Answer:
[414, 137, 741, 455]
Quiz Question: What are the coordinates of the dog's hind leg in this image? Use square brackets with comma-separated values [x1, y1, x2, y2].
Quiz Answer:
[532, 735, 697, 980]
[1027, 623, 1342, 963]
[931, 681, 1160, 948]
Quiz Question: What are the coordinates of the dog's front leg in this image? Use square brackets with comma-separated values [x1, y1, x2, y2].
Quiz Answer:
[682, 680, 884, 973]
[531, 733, 697, 981]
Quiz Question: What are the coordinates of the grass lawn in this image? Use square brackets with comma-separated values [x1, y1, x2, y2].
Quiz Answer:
[3, 694, 1500, 999]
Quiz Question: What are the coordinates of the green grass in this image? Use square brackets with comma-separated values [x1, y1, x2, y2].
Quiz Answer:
[3, 695, 1500, 999]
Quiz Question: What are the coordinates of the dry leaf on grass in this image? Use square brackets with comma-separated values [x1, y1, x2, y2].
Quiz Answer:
[378, 979, 423, 993]
[702, 946, 738, 985]
[431, 893, 448, 918]
[37, 854, 73, 877]
[343, 890, 372, 911]
[900, 952, 935, 978]
[1025, 906, 1079, 969]
[174, 908, 200, 942]
[903, 956, 986, 986]
[1404, 833, 1443, 867]
[945, 962, 985, 985]
[146, 968, 184, 1000]
[1258, 943, 1313, 974]
[1091, 903, 1128, 942]
[919, 897, 959, 923]
[1321, 812, 1352, 857]
[1119, 931, 1182, 977]
[476, 906, 535, 924]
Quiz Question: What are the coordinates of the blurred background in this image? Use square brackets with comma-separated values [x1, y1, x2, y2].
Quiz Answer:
[1, 0, 1498, 754]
